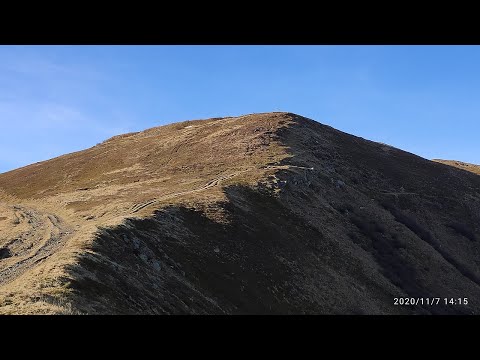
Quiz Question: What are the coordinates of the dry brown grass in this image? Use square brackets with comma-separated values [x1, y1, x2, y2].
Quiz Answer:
[433, 159, 480, 175]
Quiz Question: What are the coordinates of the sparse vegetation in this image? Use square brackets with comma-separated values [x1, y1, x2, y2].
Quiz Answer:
[380, 200, 433, 243]
[334, 202, 354, 215]
[350, 214, 385, 237]
[447, 222, 476, 242]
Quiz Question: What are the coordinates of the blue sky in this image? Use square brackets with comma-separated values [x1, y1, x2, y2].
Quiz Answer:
[1, 45, 479, 173]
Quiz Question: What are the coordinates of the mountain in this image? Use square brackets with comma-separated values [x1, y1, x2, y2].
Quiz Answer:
[0, 112, 479, 315]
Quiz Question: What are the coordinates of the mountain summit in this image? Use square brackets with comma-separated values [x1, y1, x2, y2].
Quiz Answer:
[1, 112, 479, 314]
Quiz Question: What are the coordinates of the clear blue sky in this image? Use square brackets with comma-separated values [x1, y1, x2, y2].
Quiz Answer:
[1, 45, 479, 173]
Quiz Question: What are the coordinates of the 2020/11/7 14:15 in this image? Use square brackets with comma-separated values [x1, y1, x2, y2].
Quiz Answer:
[393, 298, 469, 306]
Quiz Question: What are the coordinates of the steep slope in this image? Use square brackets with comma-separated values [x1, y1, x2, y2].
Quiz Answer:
[1, 112, 479, 314]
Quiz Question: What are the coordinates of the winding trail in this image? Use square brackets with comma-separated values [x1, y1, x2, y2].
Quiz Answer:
[0, 205, 73, 287]
[130, 164, 315, 214]
[263, 165, 314, 171]
[1, 164, 314, 286]
[131, 171, 249, 214]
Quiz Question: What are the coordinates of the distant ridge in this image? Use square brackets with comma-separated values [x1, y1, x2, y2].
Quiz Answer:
[433, 159, 480, 175]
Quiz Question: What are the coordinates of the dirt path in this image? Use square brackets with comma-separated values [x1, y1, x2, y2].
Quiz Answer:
[0, 205, 73, 287]
[130, 170, 249, 214]
[263, 165, 314, 171]
[130, 165, 316, 214]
